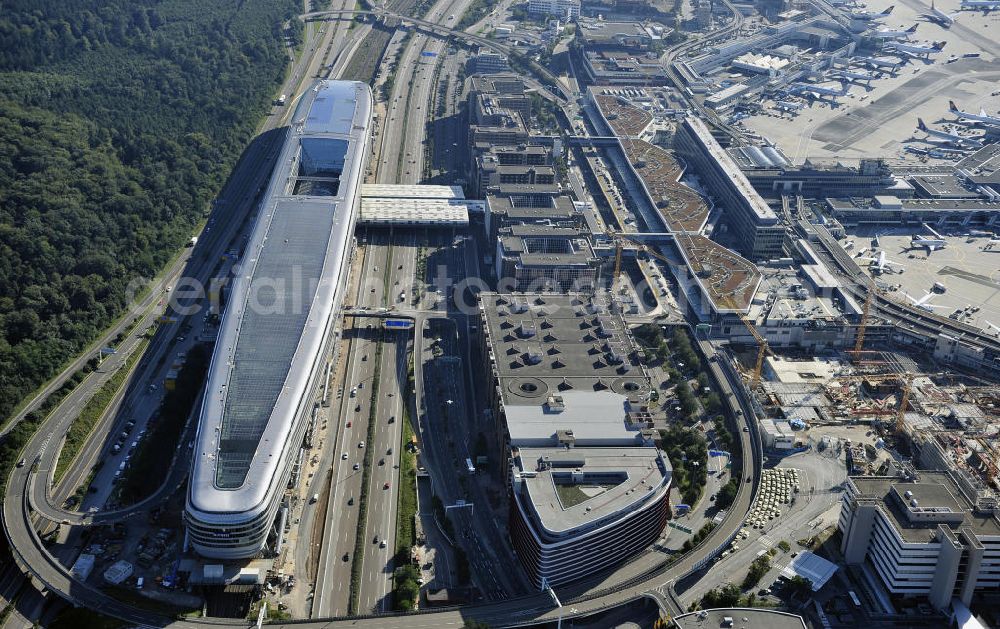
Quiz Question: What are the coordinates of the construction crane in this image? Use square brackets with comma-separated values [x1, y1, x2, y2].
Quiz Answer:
[831, 372, 929, 434]
[852, 287, 873, 360]
[610, 233, 675, 287]
[740, 314, 769, 389]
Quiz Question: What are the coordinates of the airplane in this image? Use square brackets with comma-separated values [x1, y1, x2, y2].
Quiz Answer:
[859, 251, 905, 273]
[790, 82, 849, 99]
[834, 69, 880, 85]
[906, 224, 947, 252]
[775, 100, 805, 112]
[874, 24, 918, 38]
[960, 0, 1000, 9]
[903, 291, 947, 311]
[858, 56, 902, 71]
[887, 40, 946, 59]
[948, 100, 1000, 127]
[921, 1, 959, 25]
[917, 118, 984, 147]
[848, 5, 895, 20]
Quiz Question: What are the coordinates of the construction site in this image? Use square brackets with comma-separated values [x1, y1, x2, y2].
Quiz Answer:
[741, 343, 1000, 505]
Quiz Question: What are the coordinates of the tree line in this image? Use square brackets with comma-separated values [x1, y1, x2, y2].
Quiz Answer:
[0, 0, 300, 423]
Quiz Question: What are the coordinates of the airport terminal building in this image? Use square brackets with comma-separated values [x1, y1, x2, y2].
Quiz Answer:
[478, 292, 671, 587]
[185, 81, 372, 559]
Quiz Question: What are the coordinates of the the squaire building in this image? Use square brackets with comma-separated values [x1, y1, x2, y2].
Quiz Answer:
[478, 292, 672, 587]
[185, 81, 372, 559]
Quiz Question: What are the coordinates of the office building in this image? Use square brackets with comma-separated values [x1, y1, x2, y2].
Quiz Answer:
[185, 81, 372, 559]
[729, 154, 905, 199]
[674, 117, 784, 259]
[528, 0, 581, 19]
[495, 225, 601, 292]
[826, 196, 1000, 227]
[478, 292, 671, 587]
[838, 472, 1000, 609]
[471, 50, 510, 75]
[485, 194, 587, 244]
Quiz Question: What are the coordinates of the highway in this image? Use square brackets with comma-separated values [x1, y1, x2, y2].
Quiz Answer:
[314, 0, 476, 614]
[302, 8, 572, 105]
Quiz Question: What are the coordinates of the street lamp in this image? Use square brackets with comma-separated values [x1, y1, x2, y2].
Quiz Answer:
[544, 579, 563, 629]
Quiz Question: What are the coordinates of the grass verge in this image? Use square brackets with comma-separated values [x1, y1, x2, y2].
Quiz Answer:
[54, 337, 150, 485]
[392, 378, 419, 609]
[348, 332, 386, 614]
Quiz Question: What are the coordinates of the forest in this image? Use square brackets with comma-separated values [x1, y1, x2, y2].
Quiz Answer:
[0, 0, 300, 422]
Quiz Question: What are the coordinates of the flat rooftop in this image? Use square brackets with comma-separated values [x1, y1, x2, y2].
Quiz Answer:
[620, 138, 710, 232]
[750, 265, 853, 325]
[909, 174, 980, 199]
[678, 235, 762, 313]
[360, 183, 464, 199]
[958, 143, 1000, 185]
[683, 117, 777, 221]
[593, 93, 653, 137]
[359, 198, 475, 226]
[487, 194, 579, 219]
[479, 292, 654, 445]
[513, 446, 671, 535]
[851, 472, 1000, 543]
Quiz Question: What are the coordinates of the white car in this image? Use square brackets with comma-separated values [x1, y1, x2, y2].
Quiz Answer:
[342, 452, 348, 460]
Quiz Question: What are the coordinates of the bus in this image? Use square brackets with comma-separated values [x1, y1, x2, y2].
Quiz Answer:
[465, 458, 476, 474]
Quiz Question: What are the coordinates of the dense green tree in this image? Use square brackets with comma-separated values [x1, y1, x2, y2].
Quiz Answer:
[0, 0, 298, 423]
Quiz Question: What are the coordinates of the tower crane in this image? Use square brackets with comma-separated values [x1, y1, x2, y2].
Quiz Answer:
[740, 314, 769, 389]
[831, 371, 931, 434]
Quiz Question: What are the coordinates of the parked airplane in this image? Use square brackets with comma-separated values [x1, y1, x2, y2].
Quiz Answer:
[921, 1, 959, 25]
[848, 5, 895, 19]
[859, 251, 905, 273]
[917, 118, 984, 147]
[960, 0, 1000, 9]
[887, 40, 946, 59]
[834, 69, 880, 85]
[907, 224, 948, 252]
[874, 24, 918, 38]
[858, 56, 902, 71]
[903, 291, 946, 310]
[949, 100, 1000, 126]
[790, 82, 849, 99]
[775, 100, 805, 112]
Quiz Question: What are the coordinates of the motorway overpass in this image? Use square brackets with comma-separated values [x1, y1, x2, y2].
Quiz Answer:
[301, 8, 572, 105]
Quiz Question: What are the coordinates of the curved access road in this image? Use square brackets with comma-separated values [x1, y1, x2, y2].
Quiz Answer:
[5, 317, 761, 628]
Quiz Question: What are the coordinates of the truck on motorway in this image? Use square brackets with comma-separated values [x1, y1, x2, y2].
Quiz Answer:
[187, 236, 198, 247]
[275, 94, 287, 106]
[466, 458, 476, 474]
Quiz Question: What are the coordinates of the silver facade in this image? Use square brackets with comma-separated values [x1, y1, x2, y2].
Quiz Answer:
[186, 81, 372, 559]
